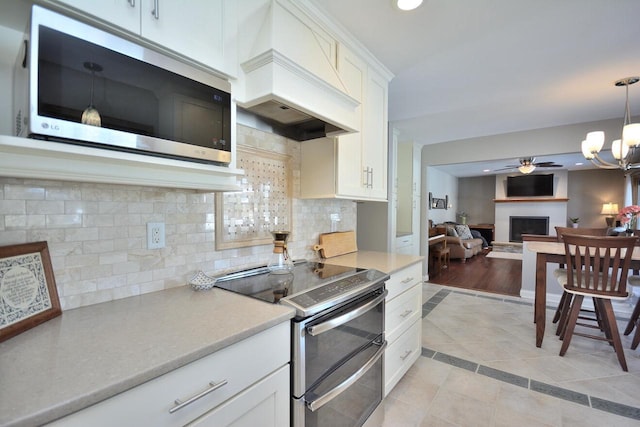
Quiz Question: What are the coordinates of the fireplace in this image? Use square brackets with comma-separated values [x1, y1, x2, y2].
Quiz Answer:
[510, 216, 549, 242]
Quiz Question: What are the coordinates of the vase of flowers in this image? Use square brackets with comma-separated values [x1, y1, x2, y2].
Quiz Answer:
[617, 205, 640, 233]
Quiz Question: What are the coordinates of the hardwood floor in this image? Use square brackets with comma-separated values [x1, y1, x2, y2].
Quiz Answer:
[428, 249, 522, 297]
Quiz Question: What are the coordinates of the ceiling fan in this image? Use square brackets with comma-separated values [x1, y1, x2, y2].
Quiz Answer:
[496, 157, 563, 174]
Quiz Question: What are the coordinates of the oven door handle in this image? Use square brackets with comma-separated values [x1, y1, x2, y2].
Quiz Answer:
[306, 340, 386, 412]
[306, 289, 388, 336]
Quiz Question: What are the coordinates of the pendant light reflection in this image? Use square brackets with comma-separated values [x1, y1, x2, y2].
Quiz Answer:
[81, 61, 102, 127]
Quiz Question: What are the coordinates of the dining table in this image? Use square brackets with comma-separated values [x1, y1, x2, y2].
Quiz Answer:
[526, 240, 640, 348]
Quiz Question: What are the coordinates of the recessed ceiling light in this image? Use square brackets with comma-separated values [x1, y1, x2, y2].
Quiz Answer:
[396, 0, 423, 11]
[483, 169, 491, 173]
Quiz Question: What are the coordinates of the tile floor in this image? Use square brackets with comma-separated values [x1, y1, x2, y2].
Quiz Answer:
[364, 283, 640, 426]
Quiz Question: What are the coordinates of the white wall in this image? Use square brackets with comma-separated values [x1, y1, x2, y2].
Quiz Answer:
[426, 166, 457, 225]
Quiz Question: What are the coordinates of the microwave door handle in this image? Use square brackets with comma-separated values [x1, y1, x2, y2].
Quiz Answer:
[306, 289, 387, 336]
[306, 340, 386, 412]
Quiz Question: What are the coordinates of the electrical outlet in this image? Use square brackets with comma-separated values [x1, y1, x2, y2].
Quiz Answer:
[147, 222, 165, 249]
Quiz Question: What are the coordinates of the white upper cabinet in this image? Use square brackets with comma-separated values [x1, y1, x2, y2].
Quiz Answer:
[362, 68, 389, 200]
[300, 45, 390, 201]
[45, 0, 237, 77]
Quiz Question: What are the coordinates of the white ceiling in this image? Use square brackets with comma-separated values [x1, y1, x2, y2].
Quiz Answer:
[311, 0, 640, 176]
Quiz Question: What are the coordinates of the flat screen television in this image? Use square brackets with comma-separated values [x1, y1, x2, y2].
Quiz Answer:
[506, 174, 554, 197]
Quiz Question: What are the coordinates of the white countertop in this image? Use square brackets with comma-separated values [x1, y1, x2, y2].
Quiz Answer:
[321, 250, 424, 275]
[0, 250, 422, 426]
[0, 286, 295, 427]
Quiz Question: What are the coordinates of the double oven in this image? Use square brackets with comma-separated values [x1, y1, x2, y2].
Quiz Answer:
[213, 261, 388, 427]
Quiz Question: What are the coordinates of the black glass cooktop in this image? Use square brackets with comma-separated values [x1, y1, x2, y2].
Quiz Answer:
[213, 260, 388, 318]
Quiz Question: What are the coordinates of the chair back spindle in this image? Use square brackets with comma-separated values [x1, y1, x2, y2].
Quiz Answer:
[561, 235, 637, 298]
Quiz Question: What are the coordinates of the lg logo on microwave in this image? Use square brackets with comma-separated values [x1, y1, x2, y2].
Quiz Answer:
[41, 122, 60, 131]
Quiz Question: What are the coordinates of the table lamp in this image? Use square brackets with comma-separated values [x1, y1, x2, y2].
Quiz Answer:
[600, 202, 619, 227]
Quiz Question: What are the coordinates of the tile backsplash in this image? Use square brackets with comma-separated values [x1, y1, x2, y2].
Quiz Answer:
[0, 125, 356, 310]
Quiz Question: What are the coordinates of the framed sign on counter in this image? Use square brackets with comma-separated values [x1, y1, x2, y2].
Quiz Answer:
[0, 241, 61, 343]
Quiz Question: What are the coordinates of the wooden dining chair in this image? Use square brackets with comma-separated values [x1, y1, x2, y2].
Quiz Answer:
[623, 231, 640, 340]
[552, 226, 610, 329]
[555, 234, 638, 371]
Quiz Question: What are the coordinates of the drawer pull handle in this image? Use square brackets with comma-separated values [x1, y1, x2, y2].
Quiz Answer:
[400, 309, 413, 318]
[401, 277, 414, 284]
[400, 349, 413, 361]
[169, 379, 228, 414]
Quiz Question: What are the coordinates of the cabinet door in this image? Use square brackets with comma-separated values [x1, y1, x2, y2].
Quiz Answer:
[52, 0, 140, 33]
[188, 365, 289, 427]
[362, 68, 389, 201]
[335, 47, 366, 198]
[141, 0, 236, 74]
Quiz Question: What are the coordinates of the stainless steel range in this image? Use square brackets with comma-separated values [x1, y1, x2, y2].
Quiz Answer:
[214, 260, 389, 427]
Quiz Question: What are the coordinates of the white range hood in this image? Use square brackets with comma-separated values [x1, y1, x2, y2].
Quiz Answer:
[237, 0, 360, 141]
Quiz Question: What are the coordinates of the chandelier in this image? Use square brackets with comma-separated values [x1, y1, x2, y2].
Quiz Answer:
[581, 77, 640, 170]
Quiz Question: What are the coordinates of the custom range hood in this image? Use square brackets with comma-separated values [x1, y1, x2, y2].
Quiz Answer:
[237, 0, 360, 141]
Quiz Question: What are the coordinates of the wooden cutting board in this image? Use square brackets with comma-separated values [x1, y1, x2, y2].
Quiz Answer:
[313, 231, 357, 258]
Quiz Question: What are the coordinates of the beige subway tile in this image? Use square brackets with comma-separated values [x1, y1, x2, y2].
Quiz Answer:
[0, 200, 26, 215]
[0, 230, 27, 245]
[64, 279, 97, 296]
[82, 240, 115, 254]
[113, 260, 142, 275]
[127, 202, 154, 214]
[4, 184, 45, 200]
[112, 189, 141, 202]
[140, 280, 165, 294]
[97, 274, 127, 290]
[46, 214, 82, 228]
[112, 285, 141, 300]
[64, 201, 99, 214]
[100, 226, 130, 240]
[99, 252, 128, 265]
[46, 186, 82, 201]
[80, 264, 113, 281]
[98, 201, 128, 214]
[27, 228, 65, 243]
[64, 227, 99, 241]
[83, 214, 115, 227]
[81, 188, 114, 202]
[127, 270, 153, 285]
[27, 200, 64, 215]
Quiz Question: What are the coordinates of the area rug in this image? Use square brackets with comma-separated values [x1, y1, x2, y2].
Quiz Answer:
[485, 251, 522, 260]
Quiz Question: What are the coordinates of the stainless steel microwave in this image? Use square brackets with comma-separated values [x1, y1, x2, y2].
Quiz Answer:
[13, 6, 232, 165]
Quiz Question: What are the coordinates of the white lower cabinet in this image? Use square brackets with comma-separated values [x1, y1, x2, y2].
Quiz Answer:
[188, 365, 289, 427]
[47, 322, 290, 427]
[384, 263, 423, 396]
